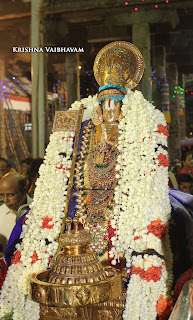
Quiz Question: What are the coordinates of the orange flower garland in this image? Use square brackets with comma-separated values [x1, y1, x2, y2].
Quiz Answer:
[131, 265, 163, 282]
[147, 219, 167, 240]
[157, 153, 169, 167]
[11, 251, 21, 265]
[156, 294, 175, 320]
[31, 252, 39, 264]
[156, 124, 169, 137]
[41, 216, 54, 229]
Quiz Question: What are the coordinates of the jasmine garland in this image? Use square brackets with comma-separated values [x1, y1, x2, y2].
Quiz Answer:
[110, 89, 173, 320]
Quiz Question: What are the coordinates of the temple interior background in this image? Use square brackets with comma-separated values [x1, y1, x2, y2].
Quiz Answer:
[0, 0, 193, 170]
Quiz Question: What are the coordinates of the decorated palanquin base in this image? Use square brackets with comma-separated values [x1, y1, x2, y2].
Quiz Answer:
[0, 88, 173, 320]
[39, 292, 126, 320]
[30, 216, 123, 320]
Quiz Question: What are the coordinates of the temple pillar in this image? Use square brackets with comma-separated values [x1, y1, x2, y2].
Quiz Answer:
[132, 23, 152, 102]
[167, 63, 181, 166]
[0, 59, 6, 158]
[178, 74, 186, 139]
[65, 53, 79, 109]
[31, 0, 47, 158]
[151, 46, 171, 124]
[151, 46, 166, 111]
[76, 53, 81, 102]
[52, 63, 67, 111]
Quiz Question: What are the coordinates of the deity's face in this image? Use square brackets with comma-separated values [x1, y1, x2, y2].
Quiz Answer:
[102, 99, 121, 124]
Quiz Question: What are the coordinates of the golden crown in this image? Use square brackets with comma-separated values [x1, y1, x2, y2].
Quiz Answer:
[93, 41, 144, 90]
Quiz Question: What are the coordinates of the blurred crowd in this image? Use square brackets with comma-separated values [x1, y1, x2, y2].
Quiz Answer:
[169, 151, 193, 195]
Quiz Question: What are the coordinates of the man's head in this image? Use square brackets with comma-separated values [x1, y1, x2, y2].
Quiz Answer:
[0, 172, 27, 212]
[178, 173, 193, 194]
[21, 157, 33, 177]
[26, 158, 43, 194]
[181, 153, 193, 170]
[0, 158, 11, 180]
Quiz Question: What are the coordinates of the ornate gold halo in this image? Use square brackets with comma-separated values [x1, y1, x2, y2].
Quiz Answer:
[93, 41, 144, 89]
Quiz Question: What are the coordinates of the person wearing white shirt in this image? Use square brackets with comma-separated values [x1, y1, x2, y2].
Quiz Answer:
[0, 172, 32, 252]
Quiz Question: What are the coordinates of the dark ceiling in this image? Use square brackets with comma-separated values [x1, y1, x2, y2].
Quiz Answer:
[0, 0, 193, 92]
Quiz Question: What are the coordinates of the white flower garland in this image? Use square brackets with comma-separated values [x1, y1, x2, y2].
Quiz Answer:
[111, 89, 171, 256]
[0, 130, 75, 320]
[123, 255, 168, 320]
[110, 89, 173, 319]
[0, 91, 172, 320]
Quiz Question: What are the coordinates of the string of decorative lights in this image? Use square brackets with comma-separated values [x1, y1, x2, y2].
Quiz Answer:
[151, 68, 185, 102]
[124, 0, 170, 10]
[185, 90, 193, 95]
[0, 79, 21, 101]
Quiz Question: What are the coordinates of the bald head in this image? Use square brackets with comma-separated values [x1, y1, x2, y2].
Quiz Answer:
[0, 172, 26, 187]
[0, 172, 27, 212]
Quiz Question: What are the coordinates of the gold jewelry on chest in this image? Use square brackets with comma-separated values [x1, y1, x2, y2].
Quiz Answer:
[74, 122, 118, 255]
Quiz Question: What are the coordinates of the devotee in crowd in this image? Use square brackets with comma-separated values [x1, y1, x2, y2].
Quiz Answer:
[169, 189, 193, 286]
[21, 157, 33, 177]
[178, 173, 193, 194]
[26, 158, 43, 198]
[171, 159, 181, 176]
[0, 158, 12, 206]
[0, 158, 11, 181]
[0, 172, 32, 253]
[178, 152, 193, 176]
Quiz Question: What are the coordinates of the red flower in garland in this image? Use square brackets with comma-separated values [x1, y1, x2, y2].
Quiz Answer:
[147, 219, 167, 240]
[41, 216, 54, 229]
[156, 294, 175, 320]
[107, 221, 116, 262]
[45, 250, 53, 265]
[131, 266, 144, 278]
[23, 216, 28, 225]
[131, 265, 162, 282]
[56, 162, 70, 174]
[62, 135, 74, 142]
[56, 162, 63, 170]
[144, 266, 162, 282]
[31, 251, 39, 264]
[156, 124, 169, 137]
[11, 250, 21, 264]
[157, 153, 169, 167]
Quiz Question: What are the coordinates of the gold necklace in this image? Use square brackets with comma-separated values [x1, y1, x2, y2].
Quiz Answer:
[74, 122, 118, 256]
